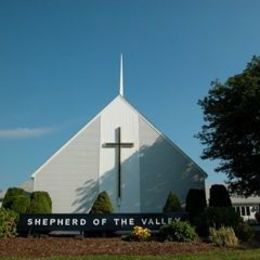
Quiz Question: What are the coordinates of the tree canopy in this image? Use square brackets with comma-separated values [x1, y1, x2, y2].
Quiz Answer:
[197, 56, 260, 196]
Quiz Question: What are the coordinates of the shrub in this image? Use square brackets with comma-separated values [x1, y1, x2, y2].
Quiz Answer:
[0, 208, 18, 238]
[9, 195, 30, 214]
[124, 226, 151, 241]
[2, 187, 24, 199]
[255, 212, 260, 223]
[209, 185, 232, 207]
[2, 187, 30, 214]
[235, 222, 254, 242]
[209, 227, 238, 247]
[28, 191, 52, 213]
[90, 191, 113, 214]
[185, 189, 207, 222]
[159, 220, 197, 242]
[196, 207, 242, 237]
[163, 192, 181, 213]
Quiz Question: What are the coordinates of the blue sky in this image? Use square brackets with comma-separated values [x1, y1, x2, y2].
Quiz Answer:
[1, 0, 260, 191]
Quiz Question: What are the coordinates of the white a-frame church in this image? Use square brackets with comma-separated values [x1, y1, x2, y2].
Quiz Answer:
[29, 56, 207, 213]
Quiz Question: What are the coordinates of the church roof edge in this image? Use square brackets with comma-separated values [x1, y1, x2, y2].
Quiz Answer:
[31, 94, 207, 179]
[118, 96, 208, 179]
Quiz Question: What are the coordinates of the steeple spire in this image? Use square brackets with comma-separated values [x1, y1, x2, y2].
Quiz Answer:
[119, 54, 124, 96]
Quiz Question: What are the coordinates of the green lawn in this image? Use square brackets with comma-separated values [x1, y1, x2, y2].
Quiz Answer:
[1, 249, 260, 260]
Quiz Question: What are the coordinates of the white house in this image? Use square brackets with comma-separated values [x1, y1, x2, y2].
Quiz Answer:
[206, 184, 260, 222]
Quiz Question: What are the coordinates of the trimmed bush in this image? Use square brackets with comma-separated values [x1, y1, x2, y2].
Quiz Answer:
[209, 185, 232, 207]
[163, 192, 181, 213]
[196, 207, 242, 236]
[255, 212, 260, 223]
[2, 187, 24, 198]
[235, 222, 254, 242]
[28, 191, 52, 214]
[159, 220, 197, 242]
[2, 187, 30, 214]
[90, 191, 113, 214]
[185, 189, 207, 222]
[0, 208, 18, 238]
[209, 227, 238, 247]
[9, 195, 30, 214]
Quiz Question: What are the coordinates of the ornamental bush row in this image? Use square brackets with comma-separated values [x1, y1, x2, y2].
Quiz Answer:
[162, 186, 254, 243]
[2, 187, 52, 214]
[124, 220, 197, 242]
[0, 188, 52, 238]
[163, 184, 232, 215]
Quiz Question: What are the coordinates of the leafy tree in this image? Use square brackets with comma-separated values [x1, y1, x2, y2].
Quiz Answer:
[197, 56, 260, 196]
[163, 192, 181, 212]
[185, 189, 207, 221]
[28, 191, 52, 214]
[90, 191, 113, 214]
[209, 184, 232, 207]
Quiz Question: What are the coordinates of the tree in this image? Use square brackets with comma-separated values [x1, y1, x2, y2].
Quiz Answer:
[163, 192, 181, 212]
[90, 191, 113, 214]
[209, 184, 232, 207]
[197, 56, 260, 196]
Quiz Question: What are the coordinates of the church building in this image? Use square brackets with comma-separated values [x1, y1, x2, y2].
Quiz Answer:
[28, 56, 207, 213]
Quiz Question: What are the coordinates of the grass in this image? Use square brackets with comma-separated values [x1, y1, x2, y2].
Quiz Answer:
[1, 249, 260, 260]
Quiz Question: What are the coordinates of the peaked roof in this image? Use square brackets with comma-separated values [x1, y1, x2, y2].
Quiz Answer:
[118, 96, 208, 178]
[31, 95, 207, 179]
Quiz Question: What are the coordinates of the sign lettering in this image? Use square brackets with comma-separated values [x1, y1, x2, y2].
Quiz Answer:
[18, 213, 188, 232]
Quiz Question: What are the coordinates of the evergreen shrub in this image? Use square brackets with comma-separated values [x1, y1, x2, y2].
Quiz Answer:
[9, 195, 30, 214]
[209, 185, 232, 207]
[0, 208, 18, 238]
[235, 222, 254, 242]
[196, 207, 242, 236]
[2, 187, 30, 214]
[28, 191, 52, 213]
[209, 227, 238, 247]
[159, 220, 197, 242]
[163, 192, 181, 212]
[185, 189, 206, 222]
[255, 212, 260, 223]
[90, 191, 113, 214]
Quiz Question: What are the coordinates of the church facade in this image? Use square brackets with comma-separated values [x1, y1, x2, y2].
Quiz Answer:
[30, 57, 207, 213]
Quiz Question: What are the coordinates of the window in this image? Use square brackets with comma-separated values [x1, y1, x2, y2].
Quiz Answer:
[241, 206, 245, 216]
[246, 206, 250, 216]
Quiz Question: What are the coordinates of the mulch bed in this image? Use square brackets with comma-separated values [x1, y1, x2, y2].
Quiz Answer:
[0, 237, 217, 257]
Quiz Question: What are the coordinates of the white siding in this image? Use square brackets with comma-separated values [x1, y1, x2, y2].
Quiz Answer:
[139, 117, 205, 212]
[31, 95, 206, 214]
[34, 117, 101, 213]
[99, 97, 140, 212]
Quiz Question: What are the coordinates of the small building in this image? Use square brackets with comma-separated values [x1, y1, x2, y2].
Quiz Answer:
[206, 184, 260, 222]
[232, 195, 260, 222]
